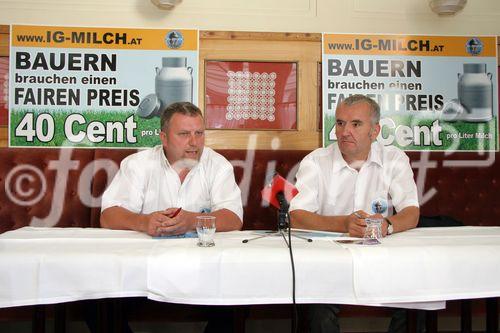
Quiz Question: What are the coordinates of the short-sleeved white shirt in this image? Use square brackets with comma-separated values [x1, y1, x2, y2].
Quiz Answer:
[101, 145, 243, 221]
[289, 142, 419, 217]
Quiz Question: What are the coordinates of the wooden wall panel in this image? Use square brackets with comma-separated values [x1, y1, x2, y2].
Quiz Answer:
[0, 25, 7, 147]
[0, 25, 9, 57]
[0, 128, 7, 147]
[200, 32, 322, 150]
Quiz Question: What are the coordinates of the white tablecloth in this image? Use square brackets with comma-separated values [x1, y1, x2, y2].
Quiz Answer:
[344, 227, 500, 303]
[2, 226, 499, 309]
[0, 227, 151, 307]
[147, 233, 356, 305]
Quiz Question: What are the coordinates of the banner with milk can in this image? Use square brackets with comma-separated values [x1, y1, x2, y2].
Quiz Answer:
[322, 33, 498, 151]
[9, 25, 198, 148]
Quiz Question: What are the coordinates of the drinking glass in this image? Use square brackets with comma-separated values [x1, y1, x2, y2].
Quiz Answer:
[196, 216, 216, 247]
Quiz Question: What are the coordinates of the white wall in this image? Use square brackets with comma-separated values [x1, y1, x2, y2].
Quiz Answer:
[0, 0, 499, 35]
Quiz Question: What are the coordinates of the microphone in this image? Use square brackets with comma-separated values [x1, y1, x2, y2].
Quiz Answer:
[261, 173, 298, 209]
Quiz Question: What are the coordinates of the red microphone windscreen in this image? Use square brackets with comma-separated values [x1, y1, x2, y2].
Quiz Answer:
[261, 174, 298, 209]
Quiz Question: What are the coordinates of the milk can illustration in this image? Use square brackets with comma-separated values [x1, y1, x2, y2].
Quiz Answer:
[136, 57, 193, 119]
[457, 63, 493, 122]
[156, 57, 193, 110]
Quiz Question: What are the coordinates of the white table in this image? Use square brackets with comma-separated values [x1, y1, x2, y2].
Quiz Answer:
[1, 226, 500, 311]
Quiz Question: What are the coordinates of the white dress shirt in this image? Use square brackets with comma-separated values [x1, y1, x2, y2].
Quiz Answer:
[289, 142, 418, 217]
[101, 145, 243, 221]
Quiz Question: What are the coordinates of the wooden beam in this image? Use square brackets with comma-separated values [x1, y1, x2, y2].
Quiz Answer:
[201, 30, 321, 42]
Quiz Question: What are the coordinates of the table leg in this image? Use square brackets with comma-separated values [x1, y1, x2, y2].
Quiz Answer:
[54, 303, 66, 333]
[425, 310, 437, 333]
[461, 299, 472, 333]
[407, 309, 416, 333]
[486, 297, 498, 333]
[96, 299, 111, 333]
[112, 299, 123, 333]
[233, 305, 247, 333]
[32, 305, 45, 333]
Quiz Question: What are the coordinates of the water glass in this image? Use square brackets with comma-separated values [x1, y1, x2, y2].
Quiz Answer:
[363, 218, 382, 245]
[196, 216, 216, 247]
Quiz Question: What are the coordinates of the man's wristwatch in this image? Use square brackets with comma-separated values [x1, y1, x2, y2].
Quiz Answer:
[385, 217, 394, 235]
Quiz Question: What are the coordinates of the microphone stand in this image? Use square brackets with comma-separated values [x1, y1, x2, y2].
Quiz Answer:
[242, 193, 313, 244]
[242, 192, 305, 333]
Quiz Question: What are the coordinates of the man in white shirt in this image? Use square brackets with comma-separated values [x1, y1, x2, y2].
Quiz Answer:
[101, 101, 243, 236]
[290, 94, 420, 333]
[290, 94, 419, 237]
[97, 102, 243, 333]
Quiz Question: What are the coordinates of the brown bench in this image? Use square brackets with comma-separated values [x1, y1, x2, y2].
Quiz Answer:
[1, 147, 499, 332]
[3, 148, 499, 233]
